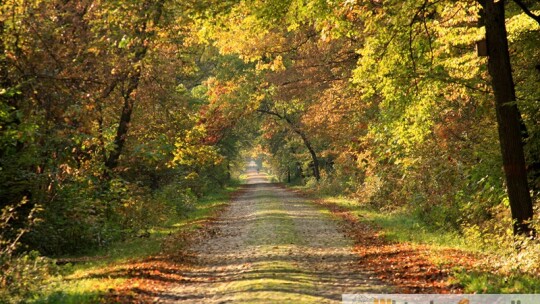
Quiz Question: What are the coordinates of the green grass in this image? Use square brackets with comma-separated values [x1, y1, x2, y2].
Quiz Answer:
[313, 196, 470, 250]
[296, 190, 540, 294]
[31, 185, 238, 303]
[31, 280, 118, 304]
[452, 271, 540, 293]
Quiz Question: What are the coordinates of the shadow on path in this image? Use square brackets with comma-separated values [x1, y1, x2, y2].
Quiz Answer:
[95, 168, 392, 303]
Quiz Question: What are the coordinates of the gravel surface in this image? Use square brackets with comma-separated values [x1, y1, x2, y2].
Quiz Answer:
[156, 169, 390, 303]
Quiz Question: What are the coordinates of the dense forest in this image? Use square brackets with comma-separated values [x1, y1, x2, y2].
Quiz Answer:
[1, 0, 539, 302]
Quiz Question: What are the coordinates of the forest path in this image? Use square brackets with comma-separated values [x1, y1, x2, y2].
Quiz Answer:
[156, 167, 390, 303]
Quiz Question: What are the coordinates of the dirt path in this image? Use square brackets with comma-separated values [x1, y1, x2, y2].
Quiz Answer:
[156, 169, 391, 303]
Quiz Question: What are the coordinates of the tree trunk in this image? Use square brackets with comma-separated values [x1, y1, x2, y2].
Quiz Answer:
[104, 0, 165, 172]
[105, 73, 140, 170]
[287, 166, 291, 183]
[480, 0, 534, 237]
[282, 115, 321, 181]
[295, 129, 320, 181]
[256, 108, 321, 181]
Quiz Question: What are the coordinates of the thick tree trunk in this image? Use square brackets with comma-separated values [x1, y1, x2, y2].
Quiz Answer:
[481, 0, 534, 237]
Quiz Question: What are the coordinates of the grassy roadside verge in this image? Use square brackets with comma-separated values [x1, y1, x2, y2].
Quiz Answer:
[31, 185, 240, 303]
[289, 186, 540, 294]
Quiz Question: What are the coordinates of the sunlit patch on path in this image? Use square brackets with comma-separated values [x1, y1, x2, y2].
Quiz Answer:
[156, 169, 390, 303]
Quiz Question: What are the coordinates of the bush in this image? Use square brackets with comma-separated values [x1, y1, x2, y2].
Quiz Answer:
[26, 177, 157, 255]
[311, 173, 347, 196]
[1, 200, 59, 303]
[0, 251, 59, 304]
[24, 170, 209, 256]
[461, 204, 540, 277]
[25, 178, 124, 255]
[153, 183, 197, 217]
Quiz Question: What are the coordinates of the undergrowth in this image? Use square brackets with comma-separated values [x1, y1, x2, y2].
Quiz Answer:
[3, 184, 238, 304]
[296, 184, 540, 294]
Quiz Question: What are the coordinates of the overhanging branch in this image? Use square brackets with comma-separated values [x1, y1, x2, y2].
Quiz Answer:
[513, 0, 540, 25]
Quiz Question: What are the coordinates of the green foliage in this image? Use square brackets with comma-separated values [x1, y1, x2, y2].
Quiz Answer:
[309, 174, 345, 196]
[1, 0, 540, 299]
[26, 178, 127, 255]
[0, 0, 246, 257]
[0, 200, 59, 303]
[315, 193, 540, 293]
[0, 251, 60, 304]
[153, 183, 197, 216]
[453, 270, 540, 293]
[31, 184, 236, 304]
[315, 195, 469, 249]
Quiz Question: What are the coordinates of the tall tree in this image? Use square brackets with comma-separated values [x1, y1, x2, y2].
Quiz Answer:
[479, 0, 534, 237]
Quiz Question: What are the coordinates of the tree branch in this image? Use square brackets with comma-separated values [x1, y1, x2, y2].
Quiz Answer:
[512, 0, 540, 25]
[257, 108, 284, 120]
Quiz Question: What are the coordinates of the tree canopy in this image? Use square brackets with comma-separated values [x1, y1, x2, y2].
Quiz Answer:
[1, 1, 539, 296]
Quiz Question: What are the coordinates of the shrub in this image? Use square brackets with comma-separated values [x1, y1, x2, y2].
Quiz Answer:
[0, 251, 59, 304]
[25, 178, 124, 255]
[312, 173, 347, 196]
[153, 183, 197, 217]
[1, 200, 59, 303]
